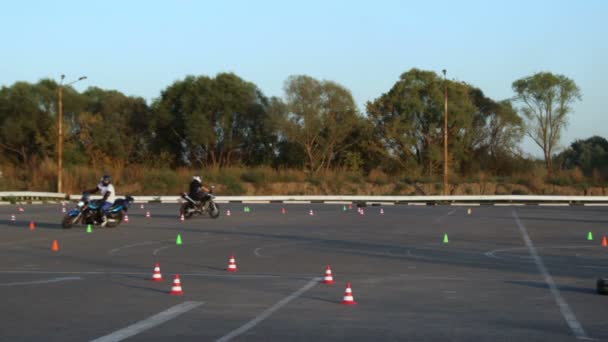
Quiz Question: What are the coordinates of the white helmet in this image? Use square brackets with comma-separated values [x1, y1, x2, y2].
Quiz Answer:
[193, 176, 202, 183]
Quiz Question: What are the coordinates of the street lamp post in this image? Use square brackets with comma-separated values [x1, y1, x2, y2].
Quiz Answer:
[442, 69, 448, 196]
[57, 75, 86, 193]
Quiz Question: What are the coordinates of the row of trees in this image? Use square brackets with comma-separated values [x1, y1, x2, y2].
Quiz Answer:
[0, 68, 587, 181]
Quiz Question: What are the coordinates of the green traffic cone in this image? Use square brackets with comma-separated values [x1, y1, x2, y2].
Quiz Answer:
[587, 232, 593, 241]
[86, 224, 93, 233]
[342, 205, 347, 211]
[176, 234, 183, 245]
[443, 233, 449, 243]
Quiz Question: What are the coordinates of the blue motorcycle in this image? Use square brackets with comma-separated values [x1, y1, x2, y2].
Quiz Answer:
[62, 193, 134, 229]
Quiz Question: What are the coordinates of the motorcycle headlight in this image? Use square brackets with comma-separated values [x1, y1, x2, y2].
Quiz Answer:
[77, 201, 85, 207]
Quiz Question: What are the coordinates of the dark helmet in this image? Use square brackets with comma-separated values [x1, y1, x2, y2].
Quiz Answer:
[101, 174, 112, 185]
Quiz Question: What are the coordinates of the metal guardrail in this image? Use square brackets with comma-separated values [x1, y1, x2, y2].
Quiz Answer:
[2, 192, 608, 205]
[0, 192, 66, 202]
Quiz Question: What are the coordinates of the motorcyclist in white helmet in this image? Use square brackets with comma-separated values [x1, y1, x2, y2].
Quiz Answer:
[188, 175, 210, 206]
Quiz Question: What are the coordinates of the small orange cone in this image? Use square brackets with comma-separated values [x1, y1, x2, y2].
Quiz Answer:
[348, 204, 353, 210]
[61, 207, 66, 213]
[180, 214, 185, 222]
[29, 220, 36, 231]
[124, 214, 129, 223]
[342, 282, 356, 305]
[281, 208, 286, 215]
[309, 209, 315, 216]
[226, 209, 231, 216]
[380, 208, 384, 215]
[140, 204, 144, 209]
[322, 265, 335, 284]
[10, 214, 16, 222]
[359, 208, 365, 216]
[227, 255, 238, 272]
[602, 236, 608, 247]
[169, 274, 183, 295]
[151, 263, 163, 282]
[51, 240, 60, 252]
[18, 207, 24, 212]
[146, 211, 151, 218]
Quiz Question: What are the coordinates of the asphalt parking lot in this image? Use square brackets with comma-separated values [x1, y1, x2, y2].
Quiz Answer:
[1, 203, 607, 341]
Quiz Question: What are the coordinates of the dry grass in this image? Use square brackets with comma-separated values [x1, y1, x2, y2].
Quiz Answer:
[0, 162, 605, 196]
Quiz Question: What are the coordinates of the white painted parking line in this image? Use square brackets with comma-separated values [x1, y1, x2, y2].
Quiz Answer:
[433, 208, 457, 224]
[216, 277, 320, 342]
[108, 240, 169, 255]
[90, 301, 204, 342]
[0, 276, 82, 286]
[512, 211, 589, 340]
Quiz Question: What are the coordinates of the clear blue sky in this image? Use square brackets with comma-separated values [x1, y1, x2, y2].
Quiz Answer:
[1, 0, 606, 156]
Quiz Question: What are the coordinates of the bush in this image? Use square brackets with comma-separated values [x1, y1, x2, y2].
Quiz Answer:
[221, 178, 245, 195]
[368, 169, 389, 185]
[241, 170, 266, 186]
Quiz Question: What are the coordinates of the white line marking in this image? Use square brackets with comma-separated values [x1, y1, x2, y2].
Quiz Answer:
[152, 236, 218, 256]
[0, 276, 82, 286]
[253, 241, 311, 258]
[216, 277, 320, 342]
[434, 208, 457, 223]
[109, 240, 168, 255]
[484, 245, 601, 262]
[512, 210, 589, 340]
[90, 301, 204, 342]
[151, 245, 171, 256]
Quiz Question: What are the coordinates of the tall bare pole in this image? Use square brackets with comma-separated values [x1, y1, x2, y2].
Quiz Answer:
[57, 75, 65, 194]
[57, 75, 86, 193]
[442, 69, 448, 196]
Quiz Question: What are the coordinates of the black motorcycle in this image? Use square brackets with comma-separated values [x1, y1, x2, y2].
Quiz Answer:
[62, 193, 134, 229]
[179, 186, 220, 219]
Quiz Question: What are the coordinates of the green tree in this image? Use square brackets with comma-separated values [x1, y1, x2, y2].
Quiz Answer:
[367, 69, 478, 176]
[153, 73, 275, 168]
[0, 80, 81, 166]
[275, 75, 359, 173]
[512, 72, 581, 173]
[556, 136, 608, 178]
[467, 88, 524, 174]
[74, 87, 151, 167]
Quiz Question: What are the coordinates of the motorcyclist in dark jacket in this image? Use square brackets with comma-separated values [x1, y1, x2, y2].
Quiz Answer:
[188, 176, 210, 205]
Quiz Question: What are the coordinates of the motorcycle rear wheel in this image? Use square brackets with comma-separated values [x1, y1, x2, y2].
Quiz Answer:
[180, 203, 195, 219]
[106, 212, 123, 228]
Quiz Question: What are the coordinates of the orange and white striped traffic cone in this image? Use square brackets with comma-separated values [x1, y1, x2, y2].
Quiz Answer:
[227, 255, 238, 272]
[342, 282, 357, 305]
[169, 274, 183, 295]
[151, 263, 163, 282]
[322, 265, 335, 284]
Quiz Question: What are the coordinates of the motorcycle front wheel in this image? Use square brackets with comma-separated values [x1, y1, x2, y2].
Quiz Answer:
[62, 214, 78, 229]
[208, 202, 220, 219]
